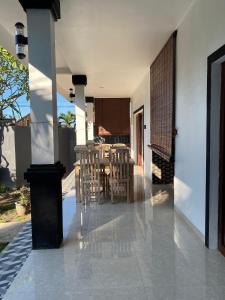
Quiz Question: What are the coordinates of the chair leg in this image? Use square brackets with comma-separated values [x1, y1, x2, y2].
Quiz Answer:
[82, 183, 85, 205]
[107, 176, 109, 198]
[81, 183, 84, 205]
[88, 184, 91, 204]
[111, 183, 114, 204]
[104, 175, 107, 199]
[127, 182, 130, 203]
[98, 182, 101, 204]
[102, 176, 105, 200]
[85, 184, 88, 206]
[104, 175, 108, 198]
[83, 183, 90, 206]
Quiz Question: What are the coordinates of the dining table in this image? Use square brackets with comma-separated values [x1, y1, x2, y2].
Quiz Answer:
[74, 157, 135, 203]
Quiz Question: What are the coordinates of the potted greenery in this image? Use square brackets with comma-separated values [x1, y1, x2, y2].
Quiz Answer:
[15, 186, 30, 217]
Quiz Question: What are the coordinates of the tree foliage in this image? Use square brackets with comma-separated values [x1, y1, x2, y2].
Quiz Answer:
[58, 111, 76, 128]
[0, 46, 29, 119]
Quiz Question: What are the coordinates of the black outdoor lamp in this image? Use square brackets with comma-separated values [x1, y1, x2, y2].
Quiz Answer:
[69, 88, 75, 103]
[15, 22, 28, 59]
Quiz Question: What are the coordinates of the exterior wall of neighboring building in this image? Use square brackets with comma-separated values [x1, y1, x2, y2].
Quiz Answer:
[0, 126, 17, 187]
[58, 127, 76, 176]
[16, 114, 31, 127]
[0, 125, 75, 187]
[15, 126, 31, 187]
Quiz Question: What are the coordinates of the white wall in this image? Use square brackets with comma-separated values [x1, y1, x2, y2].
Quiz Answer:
[175, 0, 225, 236]
[130, 0, 225, 238]
[131, 72, 152, 185]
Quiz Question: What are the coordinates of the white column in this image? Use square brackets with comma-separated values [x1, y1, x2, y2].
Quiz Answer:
[27, 9, 58, 164]
[75, 85, 86, 145]
[87, 102, 94, 141]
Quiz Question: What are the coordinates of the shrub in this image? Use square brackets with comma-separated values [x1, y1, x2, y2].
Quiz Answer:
[0, 183, 8, 194]
[17, 186, 30, 207]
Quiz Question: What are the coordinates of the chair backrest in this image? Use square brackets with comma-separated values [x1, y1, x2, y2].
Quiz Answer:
[101, 144, 112, 158]
[74, 145, 88, 162]
[86, 144, 96, 151]
[92, 144, 105, 159]
[86, 140, 95, 146]
[79, 149, 100, 181]
[109, 148, 130, 180]
[74, 145, 88, 151]
[113, 143, 126, 148]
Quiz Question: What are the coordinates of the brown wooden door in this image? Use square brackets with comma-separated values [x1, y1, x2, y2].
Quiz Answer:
[136, 112, 143, 166]
[219, 62, 225, 256]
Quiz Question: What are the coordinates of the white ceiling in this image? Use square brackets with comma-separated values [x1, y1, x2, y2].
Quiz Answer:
[0, 0, 193, 98]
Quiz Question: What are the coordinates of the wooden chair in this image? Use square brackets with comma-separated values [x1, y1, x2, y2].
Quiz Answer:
[85, 144, 108, 196]
[94, 144, 110, 197]
[79, 149, 101, 205]
[101, 144, 112, 158]
[109, 148, 130, 203]
[74, 145, 88, 163]
[94, 144, 103, 157]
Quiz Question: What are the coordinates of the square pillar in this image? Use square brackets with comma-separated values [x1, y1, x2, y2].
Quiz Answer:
[72, 75, 87, 145]
[27, 9, 59, 164]
[19, 0, 65, 249]
[86, 97, 94, 141]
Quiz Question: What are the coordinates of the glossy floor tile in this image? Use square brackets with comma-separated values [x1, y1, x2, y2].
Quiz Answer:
[3, 181, 225, 300]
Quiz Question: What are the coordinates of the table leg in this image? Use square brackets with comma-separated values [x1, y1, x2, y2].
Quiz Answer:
[130, 165, 134, 202]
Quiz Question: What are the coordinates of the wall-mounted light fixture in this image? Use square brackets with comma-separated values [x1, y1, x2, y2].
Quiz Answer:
[69, 88, 75, 103]
[15, 22, 28, 59]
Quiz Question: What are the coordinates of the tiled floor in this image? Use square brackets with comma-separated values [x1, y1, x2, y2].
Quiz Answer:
[0, 222, 32, 300]
[3, 181, 225, 299]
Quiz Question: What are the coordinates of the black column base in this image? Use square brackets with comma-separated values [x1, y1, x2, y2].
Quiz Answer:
[24, 162, 66, 250]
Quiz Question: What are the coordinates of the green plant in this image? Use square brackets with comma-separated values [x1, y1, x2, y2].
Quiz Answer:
[58, 111, 76, 128]
[17, 186, 30, 207]
[18, 193, 29, 206]
[0, 183, 8, 194]
[0, 46, 29, 119]
[0, 242, 8, 252]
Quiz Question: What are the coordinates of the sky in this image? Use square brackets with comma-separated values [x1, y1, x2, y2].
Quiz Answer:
[4, 92, 75, 120]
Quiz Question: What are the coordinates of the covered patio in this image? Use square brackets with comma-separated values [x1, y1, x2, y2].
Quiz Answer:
[1, 0, 225, 299]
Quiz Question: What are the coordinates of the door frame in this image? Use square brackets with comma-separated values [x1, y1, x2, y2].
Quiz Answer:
[206, 44, 225, 250]
[218, 62, 225, 255]
[133, 105, 144, 165]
